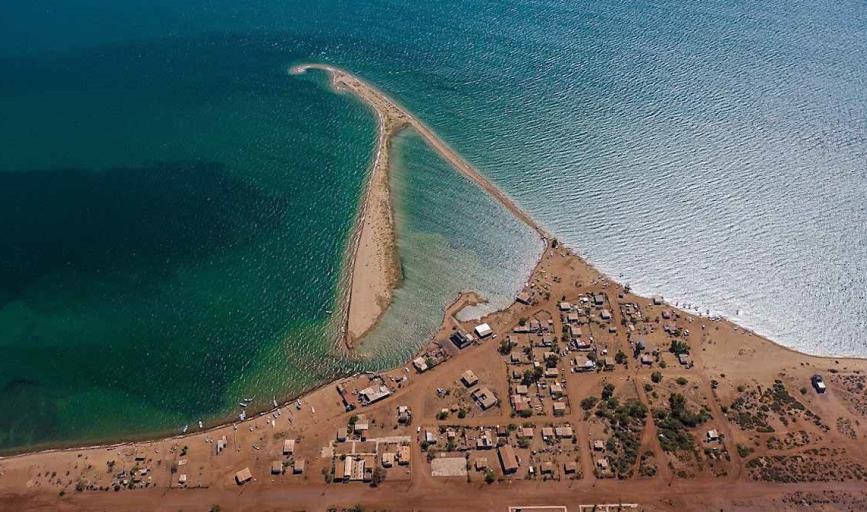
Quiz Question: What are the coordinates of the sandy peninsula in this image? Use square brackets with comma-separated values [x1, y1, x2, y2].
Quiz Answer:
[292, 63, 549, 348]
[2, 67, 867, 512]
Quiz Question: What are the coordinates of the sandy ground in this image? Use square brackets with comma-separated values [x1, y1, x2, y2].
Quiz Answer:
[2, 66, 866, 511]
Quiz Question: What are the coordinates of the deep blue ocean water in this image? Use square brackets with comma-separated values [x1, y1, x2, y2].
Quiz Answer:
[1, 0, 864, 451]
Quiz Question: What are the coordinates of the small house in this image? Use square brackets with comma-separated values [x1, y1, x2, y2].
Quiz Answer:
[412, 357, 429, 373]
[398, 445, 411, 465]
[472, 386, 498, 410]
[283, 439, 295, 455]
[706, 429, 720, 443]
[461, 370, 479, 387]
[450, 331, 473, 349]
[474, 323, 493, 338]
[381, 452, 395, 468]
[271, 460, 284, 475]
[359, 385, 392, 405]
[811, 374, 827, 393]
[498, 444, 519, 474]
[235, 467, 253, 485]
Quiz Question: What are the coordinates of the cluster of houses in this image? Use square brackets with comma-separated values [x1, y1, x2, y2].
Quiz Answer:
[420, 421, 580, 480]
[328, 411, 412, 484]
[234, 436, 305, 486]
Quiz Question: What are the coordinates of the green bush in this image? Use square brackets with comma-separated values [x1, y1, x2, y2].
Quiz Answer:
[581, 396, 599, 410]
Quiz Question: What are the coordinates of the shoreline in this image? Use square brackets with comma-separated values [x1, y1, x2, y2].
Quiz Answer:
[1, 64, 862, 461]
[3, 239, 867, 511]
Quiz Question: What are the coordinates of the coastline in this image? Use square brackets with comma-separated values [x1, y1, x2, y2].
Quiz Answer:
[3, 239, 867, 511]
[1, 63, 863, 465]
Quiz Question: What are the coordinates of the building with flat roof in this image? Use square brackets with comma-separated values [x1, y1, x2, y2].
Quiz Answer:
[472, 386, 498, 410]
[359, 384, 392, 405]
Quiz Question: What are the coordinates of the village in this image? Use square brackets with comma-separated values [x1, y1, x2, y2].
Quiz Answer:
[2, 241, 867, 512]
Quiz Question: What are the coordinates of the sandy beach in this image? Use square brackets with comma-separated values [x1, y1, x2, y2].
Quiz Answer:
[2, 66, 866, 511]
[293, 65, 408, 347]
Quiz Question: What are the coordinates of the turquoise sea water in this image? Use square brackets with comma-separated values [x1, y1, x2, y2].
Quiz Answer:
[1, 0, 865, 451]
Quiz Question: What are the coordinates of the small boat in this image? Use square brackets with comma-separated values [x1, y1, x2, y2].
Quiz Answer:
[239, 410, 246, 421]
[295, 399, 302, 410]
[325, 309, 332, 314]
[239, 403, 247, 408]
[198, 421, 204, 429]
[243, 397, 253, 402]
[182, 425, 188, 434]
[272, 397, 278, 408]
[311, 406, 316, 414]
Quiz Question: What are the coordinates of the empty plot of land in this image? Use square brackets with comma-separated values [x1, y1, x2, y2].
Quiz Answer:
[431, 457, 468, 477]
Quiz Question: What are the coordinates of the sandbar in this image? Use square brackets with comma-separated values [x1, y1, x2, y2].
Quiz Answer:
[292, 63, 548, 348]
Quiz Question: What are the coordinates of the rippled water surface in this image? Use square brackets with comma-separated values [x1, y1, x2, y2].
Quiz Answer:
[1, 0, 864, 450]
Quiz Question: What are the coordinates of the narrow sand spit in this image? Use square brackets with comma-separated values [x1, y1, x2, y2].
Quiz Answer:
[291, 64, 548, 349]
